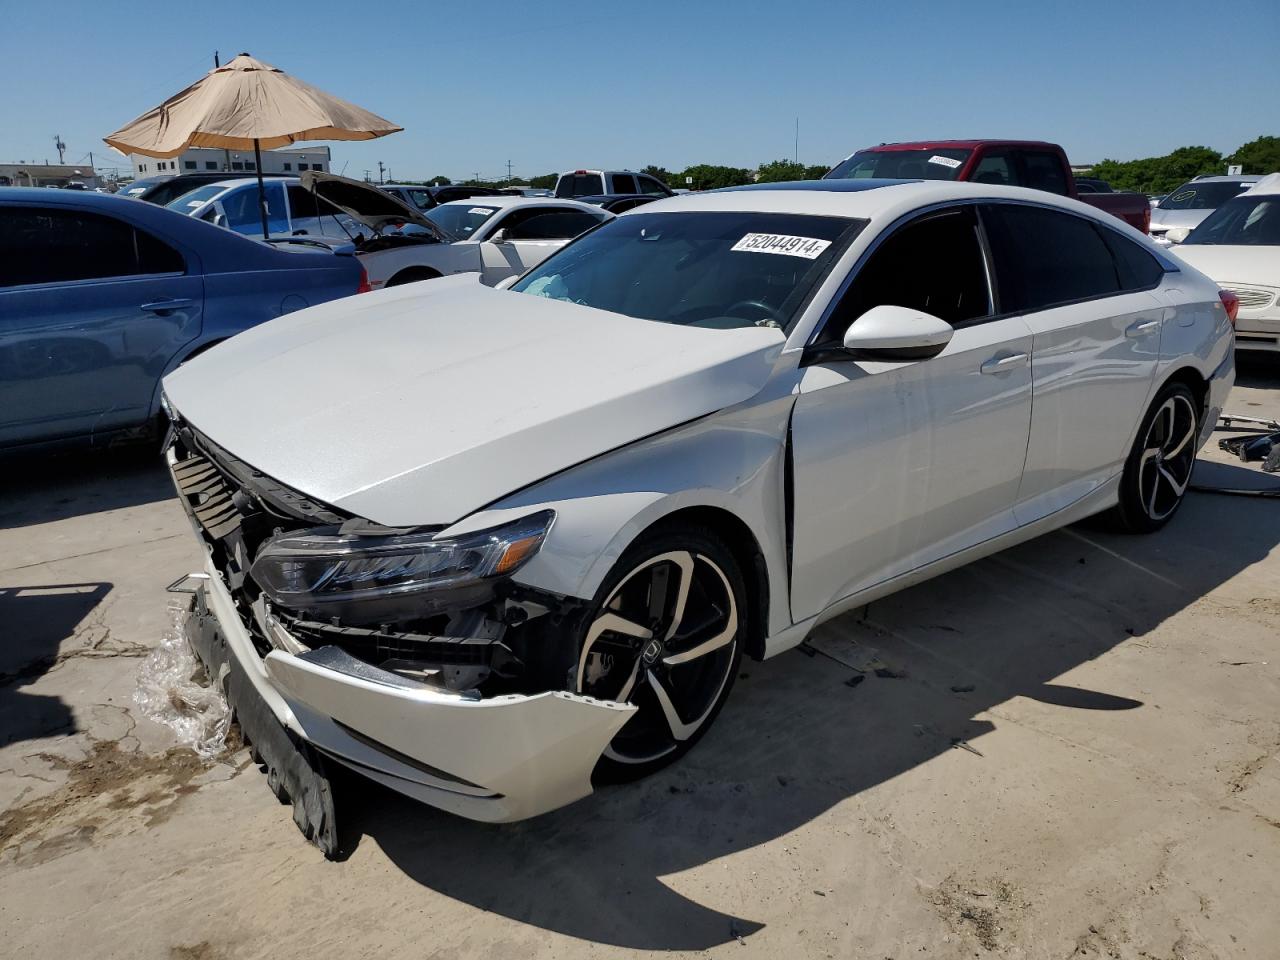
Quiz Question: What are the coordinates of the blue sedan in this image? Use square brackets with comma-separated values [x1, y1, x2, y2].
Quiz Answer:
[0, 189, 364, 451]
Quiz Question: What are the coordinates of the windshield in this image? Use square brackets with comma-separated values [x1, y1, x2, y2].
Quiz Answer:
[166, 184, 225, 212]
[1182, 195, 1280, 246]
[424, 204, 499, 239]
[826, 148, 971, 181]
[1158, 181, 1253, 210]
[511, 211, 863, 332]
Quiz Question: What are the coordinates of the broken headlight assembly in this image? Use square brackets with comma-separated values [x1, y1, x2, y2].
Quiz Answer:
[249, 510, 554, 623]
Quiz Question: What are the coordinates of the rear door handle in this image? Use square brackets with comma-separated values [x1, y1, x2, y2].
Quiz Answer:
[980, 352, 1029, 374]
[140, 298, 194, 314]
[1125, 319, 1161, 338]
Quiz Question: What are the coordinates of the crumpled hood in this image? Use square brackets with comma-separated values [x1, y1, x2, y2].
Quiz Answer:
[1169, 244, 1280, 287]
[163, 277, 785, 525]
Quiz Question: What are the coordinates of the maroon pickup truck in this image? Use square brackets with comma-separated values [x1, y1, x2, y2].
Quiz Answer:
[825, 140, 1151, 233]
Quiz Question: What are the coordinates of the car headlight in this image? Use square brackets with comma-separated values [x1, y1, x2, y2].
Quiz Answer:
[249, 510, 554, 618]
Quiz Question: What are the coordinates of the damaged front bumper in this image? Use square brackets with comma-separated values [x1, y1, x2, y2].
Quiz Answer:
[192, 555, 636, 823]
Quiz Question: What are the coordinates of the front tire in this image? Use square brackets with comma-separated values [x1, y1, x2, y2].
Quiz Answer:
[1112, 382, 1200, 533]
[574, 526, 746, 783]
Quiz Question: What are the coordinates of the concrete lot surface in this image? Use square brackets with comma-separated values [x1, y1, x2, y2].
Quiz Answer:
[2, 359, 1278, 959]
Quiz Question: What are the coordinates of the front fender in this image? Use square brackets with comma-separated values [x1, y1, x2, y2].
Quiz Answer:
[439, 395, 796, 638]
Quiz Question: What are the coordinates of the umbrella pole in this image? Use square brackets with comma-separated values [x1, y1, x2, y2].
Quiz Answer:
[254, 138, 269, 239]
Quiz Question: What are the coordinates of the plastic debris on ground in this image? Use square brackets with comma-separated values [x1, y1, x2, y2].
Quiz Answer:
[134, 602, 232, 759]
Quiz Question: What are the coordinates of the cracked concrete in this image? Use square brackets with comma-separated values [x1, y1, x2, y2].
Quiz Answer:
[0, 363, 1277, 959]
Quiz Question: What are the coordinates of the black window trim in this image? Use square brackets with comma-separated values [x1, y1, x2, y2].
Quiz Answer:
[0, 202, 189, 291]
[803, 197, 1180, 361]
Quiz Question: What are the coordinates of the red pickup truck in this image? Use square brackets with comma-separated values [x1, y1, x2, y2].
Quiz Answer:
[825, 140, 1151, 233]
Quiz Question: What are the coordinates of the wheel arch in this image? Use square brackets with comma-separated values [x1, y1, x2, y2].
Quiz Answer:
[630, 505, 771, 662]
[386, 266, 443, 287]
[1160, 365, 1209, 422]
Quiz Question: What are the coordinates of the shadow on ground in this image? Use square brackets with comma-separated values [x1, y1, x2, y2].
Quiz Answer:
[339, 481, 1280, 950]
[0, 582, 112, 747]
[0, 445, 172, 530]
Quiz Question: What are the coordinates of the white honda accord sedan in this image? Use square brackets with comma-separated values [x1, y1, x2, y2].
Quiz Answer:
[161, 179, 1235, 827]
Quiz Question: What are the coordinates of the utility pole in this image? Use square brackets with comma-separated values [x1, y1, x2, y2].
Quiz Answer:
[377, 161, 385, 184]
[54, 134, 66, 164]
[88, 151, 95, 186]
[506, 159, 513, 184]
[363, 169, 372, 183]
[474, 171, 481, 185]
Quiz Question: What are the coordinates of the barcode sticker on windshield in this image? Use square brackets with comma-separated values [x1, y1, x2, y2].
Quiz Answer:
[928, 155, 962, 168]
[732, 233, 831, 259]
[468, 207, 492, 215]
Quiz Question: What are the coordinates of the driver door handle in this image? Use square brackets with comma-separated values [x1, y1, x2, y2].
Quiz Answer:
[980, 352, 1029, 375]
[141, 298, 194, 314]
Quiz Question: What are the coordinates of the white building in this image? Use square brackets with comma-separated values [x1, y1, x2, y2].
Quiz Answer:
[130, 145, 331, 178]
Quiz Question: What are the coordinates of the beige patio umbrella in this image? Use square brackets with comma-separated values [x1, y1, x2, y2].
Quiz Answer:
[105, 53, 402, 237]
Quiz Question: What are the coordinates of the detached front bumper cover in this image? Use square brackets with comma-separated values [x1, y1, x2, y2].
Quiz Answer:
[192, 556, 636, 831]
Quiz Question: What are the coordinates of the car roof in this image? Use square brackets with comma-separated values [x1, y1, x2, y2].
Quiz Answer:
[1188, 175, 1263, 183]
[435, 196, 600, 210]
[1244, 173, 1280, 195]
[856, 140, 1059, 152]
[613, 179, 1149, 230]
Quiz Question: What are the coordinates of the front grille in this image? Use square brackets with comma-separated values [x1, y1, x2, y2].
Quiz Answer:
[171, 451, 242, 539]
[1224, 286, 1274, 310]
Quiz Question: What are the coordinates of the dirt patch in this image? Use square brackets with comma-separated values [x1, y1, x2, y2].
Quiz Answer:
[929, 878, 1023, 952]
[170, 942, 218, 960]
[0, 738, 216, 863]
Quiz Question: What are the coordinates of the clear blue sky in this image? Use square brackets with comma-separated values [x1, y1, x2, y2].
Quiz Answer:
[3, 0, 1278, 181]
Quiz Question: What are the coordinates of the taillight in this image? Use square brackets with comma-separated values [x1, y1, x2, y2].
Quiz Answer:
[1219, 289, 1239, 328]
[356, 264, 372, 294]
[1141, 204, 1151, 234]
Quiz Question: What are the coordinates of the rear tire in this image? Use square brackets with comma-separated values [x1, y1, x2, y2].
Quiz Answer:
[574, 525, 746, 783]
[1111, 381, 1200, 533]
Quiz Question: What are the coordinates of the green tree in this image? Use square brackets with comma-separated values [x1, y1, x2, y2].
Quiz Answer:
[755, 159, 808, 182]
[427, 175, 451, 185]
[1227, 136, 1280, 175]
[641, 165, 672, 185]
[676, 164, 752, 190]
[804, 163, 831, 179]
[1091, 145, 1224, 195]
[529, 172, 558, 189]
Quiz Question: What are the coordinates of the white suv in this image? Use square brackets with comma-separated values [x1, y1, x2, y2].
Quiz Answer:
[554, 169, 673, 198]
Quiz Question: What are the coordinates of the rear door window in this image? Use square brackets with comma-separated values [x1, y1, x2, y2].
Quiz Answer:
[555, 174, 604, 198]
[1016, 151, 1070, 195]
[611, 173, 637, 194]
[981, 204, 1121, 312]
[502, 208, 604, 240]
[639, 176, 670, 195]
[1099, 229, 1166, 290]
[1, 207, 184, 287]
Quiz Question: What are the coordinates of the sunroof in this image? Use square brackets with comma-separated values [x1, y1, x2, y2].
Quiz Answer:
[714, 178, 920, 193]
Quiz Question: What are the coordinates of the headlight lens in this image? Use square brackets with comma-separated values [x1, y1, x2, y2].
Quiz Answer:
[250, 510, 554, 614]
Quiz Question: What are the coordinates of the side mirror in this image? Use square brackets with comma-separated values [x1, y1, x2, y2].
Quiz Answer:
[1163, 226, 1192, 245]
[841, 304, 954, 360]
[495, 275, 519, 290]
[490, 228, 509, 244]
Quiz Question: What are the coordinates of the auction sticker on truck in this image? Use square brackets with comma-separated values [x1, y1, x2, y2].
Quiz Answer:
[731, 233, 832, 259]
[928, 155, 962, 169]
